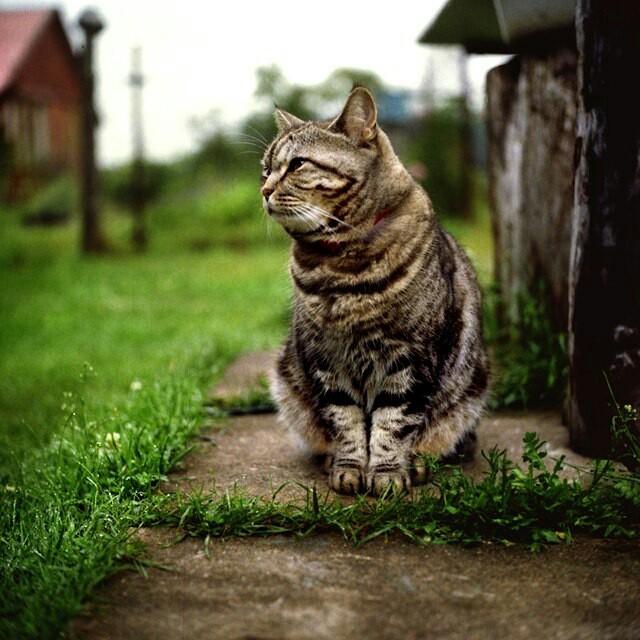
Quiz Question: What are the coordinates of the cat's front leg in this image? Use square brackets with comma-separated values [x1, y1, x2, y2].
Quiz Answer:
[321, 403, 369, 494]
[367, 404, 421, 495]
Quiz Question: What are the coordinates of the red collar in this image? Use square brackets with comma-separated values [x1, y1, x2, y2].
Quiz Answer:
[316, 209, 391, 253]
[372, 208, 391, 226]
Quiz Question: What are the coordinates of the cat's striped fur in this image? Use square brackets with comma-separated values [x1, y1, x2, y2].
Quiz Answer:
[261, 87, 489, 495]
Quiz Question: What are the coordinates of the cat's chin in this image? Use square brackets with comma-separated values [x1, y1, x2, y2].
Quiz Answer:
[267, 210, 321, 236]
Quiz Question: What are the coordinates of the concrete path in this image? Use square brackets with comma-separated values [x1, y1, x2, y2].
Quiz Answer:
[70, 352, 640, 640]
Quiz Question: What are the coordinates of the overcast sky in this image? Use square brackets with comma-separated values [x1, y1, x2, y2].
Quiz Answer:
[3, 0, 506, 165]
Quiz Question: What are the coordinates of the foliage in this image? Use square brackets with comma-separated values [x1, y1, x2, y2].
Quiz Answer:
[147, 430, 640, 552]
[609, 396, 640, 472]
[404, 97, 484, 218]
[440, 191, 493, 288]
[486, 282, 568, 410]
[146, 174, 286, 252]
[101, 160, 174, 208]
[19, 173, 78, 225]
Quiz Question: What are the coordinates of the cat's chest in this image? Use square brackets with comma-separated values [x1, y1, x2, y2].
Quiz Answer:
[315, 331, 413, 399]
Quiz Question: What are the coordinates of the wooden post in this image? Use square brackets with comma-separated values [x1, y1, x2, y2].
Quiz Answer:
[568, 0, 640, 458]
[78, 9, 108, 254]
[486, 49, 577, 330]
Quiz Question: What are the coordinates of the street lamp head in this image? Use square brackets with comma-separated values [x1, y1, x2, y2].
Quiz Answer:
[79, 8, 105, 36]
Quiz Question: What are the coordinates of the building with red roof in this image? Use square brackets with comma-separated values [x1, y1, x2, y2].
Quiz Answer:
[0, 8, 82, 198]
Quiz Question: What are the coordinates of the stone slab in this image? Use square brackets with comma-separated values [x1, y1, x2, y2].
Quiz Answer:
[71, 528, 640, 640]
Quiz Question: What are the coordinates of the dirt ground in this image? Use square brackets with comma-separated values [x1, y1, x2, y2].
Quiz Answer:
[70, 352, 640, 640]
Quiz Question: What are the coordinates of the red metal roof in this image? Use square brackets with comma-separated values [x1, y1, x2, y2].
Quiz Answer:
[0, 9, 53, 96]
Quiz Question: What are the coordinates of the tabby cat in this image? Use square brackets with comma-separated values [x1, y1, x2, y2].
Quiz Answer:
[261, 87, 489, 495]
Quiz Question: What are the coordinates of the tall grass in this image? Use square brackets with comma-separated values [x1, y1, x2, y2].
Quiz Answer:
[1, 374, 205, 638]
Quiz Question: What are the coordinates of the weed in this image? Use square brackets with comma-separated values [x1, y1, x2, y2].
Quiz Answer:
[487, 282, 568, 410]
[146, 430, 640, 553]
[607, 377, 640, 471]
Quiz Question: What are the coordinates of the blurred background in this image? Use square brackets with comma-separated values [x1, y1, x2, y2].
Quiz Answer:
[0, 0, 507, 466]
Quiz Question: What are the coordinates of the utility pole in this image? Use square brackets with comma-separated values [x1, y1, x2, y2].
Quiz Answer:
[129, 46, 147, 251]
[457, 46, 474, 220]
[78, 9, 108, 253]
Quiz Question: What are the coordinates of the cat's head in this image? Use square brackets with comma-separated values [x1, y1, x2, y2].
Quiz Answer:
[260, 87, 411, 245]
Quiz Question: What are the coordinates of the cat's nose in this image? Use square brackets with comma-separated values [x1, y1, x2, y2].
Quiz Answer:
[261, 185, 275, 201]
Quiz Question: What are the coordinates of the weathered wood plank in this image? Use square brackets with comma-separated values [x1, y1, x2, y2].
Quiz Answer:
[486, 48, 577, 330]
[567, 0, 640, 458]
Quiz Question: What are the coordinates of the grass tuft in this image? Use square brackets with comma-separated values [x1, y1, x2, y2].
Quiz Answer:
[0, 376, 203, 640]
[486, 282, 568, 410]
[146, 429, 640, 553]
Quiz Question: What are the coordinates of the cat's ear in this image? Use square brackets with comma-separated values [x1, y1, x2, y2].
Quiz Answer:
[329, 87, 378, 144]
[274, 106, 304, 132]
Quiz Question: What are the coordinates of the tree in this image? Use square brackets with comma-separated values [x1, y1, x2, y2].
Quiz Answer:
[245, 66, 386, 145]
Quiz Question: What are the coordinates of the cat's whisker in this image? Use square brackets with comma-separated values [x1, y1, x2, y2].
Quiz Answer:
[229, 138, 268, 158]
[231, 131, 268, 146]
[299, 204, 356, 232]
[293, 207, 322, 232]
[235, 149, 262, 158]
[298, 207, 336, 235]
[244, 124, 269, 146]
[230, 140, 267, 153]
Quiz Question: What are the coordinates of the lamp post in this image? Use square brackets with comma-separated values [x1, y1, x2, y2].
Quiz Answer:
[78, 9, 107, 253]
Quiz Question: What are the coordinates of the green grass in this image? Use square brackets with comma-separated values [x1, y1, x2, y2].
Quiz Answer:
[440, 196, 494, 289]
[486, 281, 569, 410]
[1, 375, 205, 638]
[0, 245, 288, 457]
[0, 179, 289, 470]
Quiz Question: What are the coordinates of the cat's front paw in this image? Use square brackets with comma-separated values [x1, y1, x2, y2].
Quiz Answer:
[366, 466, 411, 496]
[329, 465, 365, 495]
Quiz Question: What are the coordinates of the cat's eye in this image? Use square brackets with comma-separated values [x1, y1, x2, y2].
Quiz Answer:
[287, 157, 306, 172]
[260, 167, 270, 184]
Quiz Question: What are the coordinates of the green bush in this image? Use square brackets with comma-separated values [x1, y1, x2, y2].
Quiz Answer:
[486, 283, 568, 410]
[101, 161, 173, 208]
[20, 173, 77, 225]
